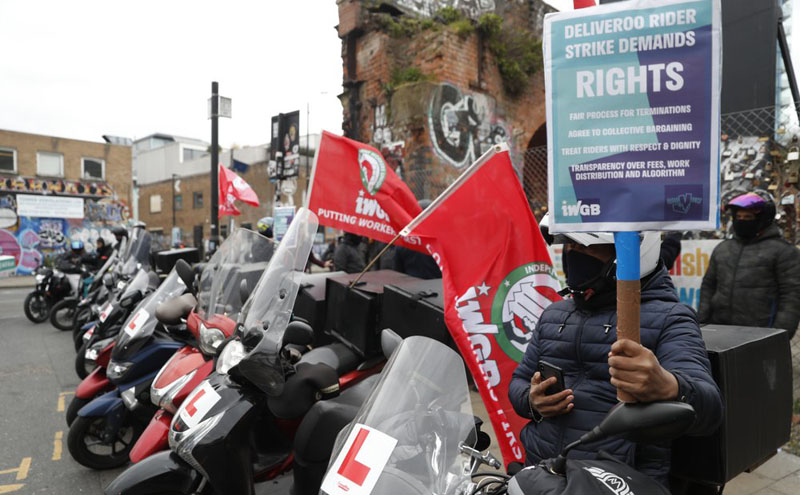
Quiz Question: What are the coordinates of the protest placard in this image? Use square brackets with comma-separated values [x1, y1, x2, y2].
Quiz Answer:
[544, 0, 721, 232]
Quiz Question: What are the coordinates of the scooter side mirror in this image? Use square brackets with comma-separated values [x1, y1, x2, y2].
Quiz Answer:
[282, 320, 314, 347]
[175, 259, 195, 294]
[589, 401, 696, 445]
[103, 273, 114, 288]
[240, 279, 251, 305]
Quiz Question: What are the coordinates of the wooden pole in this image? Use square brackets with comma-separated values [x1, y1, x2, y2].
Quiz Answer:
[614, 231, 641, 403]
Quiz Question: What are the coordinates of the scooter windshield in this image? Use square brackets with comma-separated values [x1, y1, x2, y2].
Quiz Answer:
[118, 269, 150, 303]
[94, 251, 117, 281]
[321, 337, 476, 495]
[237, 208, 317, 396]
[120, 229, 152, 276]
[113, 269, 186, 360]
[195, 228, 275, 321]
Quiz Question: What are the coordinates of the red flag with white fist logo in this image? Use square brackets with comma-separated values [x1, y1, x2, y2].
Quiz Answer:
[400, 144, 562, 465]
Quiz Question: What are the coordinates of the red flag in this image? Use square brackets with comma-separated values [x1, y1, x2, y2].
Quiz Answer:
[307, 131, 424, 251]
[401, 146, 562, 465]
[220, 165, 259, 207]
[573, 0, 596, 8]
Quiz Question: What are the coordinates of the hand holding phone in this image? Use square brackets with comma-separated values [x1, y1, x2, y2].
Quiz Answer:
[529, 361, 574, 419]
[537, 360, 566, 395]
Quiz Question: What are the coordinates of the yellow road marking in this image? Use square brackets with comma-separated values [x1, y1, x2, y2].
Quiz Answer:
[52, 432, 63, 461]
[57, 391, 74, 412]
[0, 457, 31, 480]
[0, 484, 24, 494]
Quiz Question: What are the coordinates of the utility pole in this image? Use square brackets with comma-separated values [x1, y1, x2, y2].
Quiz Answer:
[210, 81, 220, 254]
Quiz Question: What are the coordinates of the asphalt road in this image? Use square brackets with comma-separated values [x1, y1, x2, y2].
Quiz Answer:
[0, 287, 123, 494]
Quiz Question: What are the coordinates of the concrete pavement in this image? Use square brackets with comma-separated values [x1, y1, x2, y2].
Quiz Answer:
[0, 275, 34, 289]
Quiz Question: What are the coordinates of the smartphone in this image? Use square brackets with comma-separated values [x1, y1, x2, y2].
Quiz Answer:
[537, 360, 566, 395]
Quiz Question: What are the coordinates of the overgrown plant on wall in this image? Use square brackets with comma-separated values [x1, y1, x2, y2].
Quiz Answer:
[478, 13, 542, 97]
[371, 8, 542, 98]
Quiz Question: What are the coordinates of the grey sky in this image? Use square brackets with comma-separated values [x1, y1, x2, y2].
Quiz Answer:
[0, 0, 345, 148]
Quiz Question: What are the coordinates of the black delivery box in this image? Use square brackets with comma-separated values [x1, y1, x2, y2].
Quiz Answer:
[324, 270, 421, 358]
[155, 247, 201, 274]
[380, 278, 451, 346]
[671, 325, 792, 485]
[294, 271, 345, 346]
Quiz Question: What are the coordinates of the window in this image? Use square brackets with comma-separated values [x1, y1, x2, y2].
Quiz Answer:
[174, 194, 183, 210]
[0, 147, 16, 173]
[193, 192, 203, 208]
[82, 157, 105, 180]
[37, 152, 63, 177]
[150, 194, 162, 213]
[182, 147, 207, 162]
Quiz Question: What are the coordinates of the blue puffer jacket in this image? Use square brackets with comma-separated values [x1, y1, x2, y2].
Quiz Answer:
[508, 266, 723, 485]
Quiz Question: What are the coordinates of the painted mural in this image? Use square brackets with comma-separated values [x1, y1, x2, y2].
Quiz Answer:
[428, 82, 510, 169]
[0, 193, 129, 275]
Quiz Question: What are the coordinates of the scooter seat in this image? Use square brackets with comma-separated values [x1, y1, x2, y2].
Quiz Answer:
[297, 343, 359, 376]
[295, 375, 378, 461]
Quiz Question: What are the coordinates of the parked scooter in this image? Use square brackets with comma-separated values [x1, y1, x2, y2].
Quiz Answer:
[66, 267, 191, 469]
[53, 226, 152, 331]
[105, 209, 385, 495]
[128, 228, 275, 463]
[74, 269, 160, 379]
[24, 265, 74, 323]
[71, 251, 119, 335]
[318, 335, 696, 495]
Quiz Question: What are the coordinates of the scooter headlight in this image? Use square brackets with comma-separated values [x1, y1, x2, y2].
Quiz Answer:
[169, 382, 223, 480]
[151, 369, 197, 414]
[35, 274, 45, 283]
[198, 323, 225, 356]
[107, 360, 133, 381]
[216, 340, 246, 375]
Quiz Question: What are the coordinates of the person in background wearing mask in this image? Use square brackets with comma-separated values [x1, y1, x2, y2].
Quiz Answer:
[699, 192, 800, 337]
[509, 214, 722, 489]
[333, 233, 365, 273]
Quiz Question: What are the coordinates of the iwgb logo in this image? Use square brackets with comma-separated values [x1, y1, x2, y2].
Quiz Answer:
[358, 149, 387, 196]
[561, 200, 601, 217]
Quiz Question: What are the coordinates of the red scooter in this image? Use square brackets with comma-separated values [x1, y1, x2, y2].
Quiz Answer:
[128, 228, 272, 463]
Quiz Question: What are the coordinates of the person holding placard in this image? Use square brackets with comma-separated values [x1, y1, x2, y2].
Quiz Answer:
[509, 215, 722, 487]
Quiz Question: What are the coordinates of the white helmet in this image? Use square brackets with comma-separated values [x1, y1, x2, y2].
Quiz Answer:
[539, 213, 662, 279]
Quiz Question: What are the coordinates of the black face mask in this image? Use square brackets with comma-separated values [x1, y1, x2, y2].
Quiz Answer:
[732, 218, 760, 239]
[564, 249, 609, 291]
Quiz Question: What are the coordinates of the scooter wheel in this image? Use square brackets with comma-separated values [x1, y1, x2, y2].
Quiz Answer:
[73, 327, 86, 352]
[72, 307, 93, 333]
[66, 397, 90, 427]
[50, 299, 77, 331]
[75, 341, 93, 379]
[24, 292, 50, 323]
[67, 415, 143, 470]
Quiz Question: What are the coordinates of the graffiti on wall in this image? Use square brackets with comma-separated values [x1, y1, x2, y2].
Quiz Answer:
[386, 0, 496, 19]
[0, 177, 115, 197]
[0, 195, 129, 275]
[428, 82, 510, 169]
[372, 104, 393, 145]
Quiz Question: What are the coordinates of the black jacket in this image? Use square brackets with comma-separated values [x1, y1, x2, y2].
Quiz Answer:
[509, 267, 722, 485]
[699, 224, 800, 337]
[333, 239, 365, 274]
